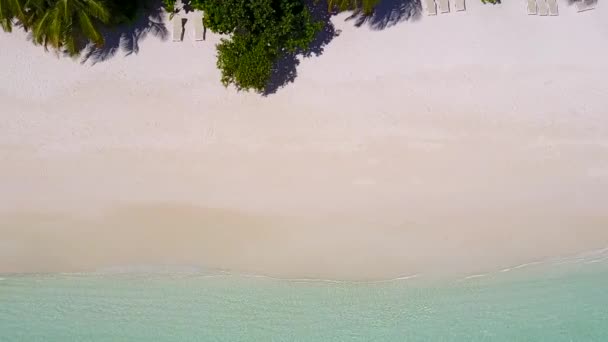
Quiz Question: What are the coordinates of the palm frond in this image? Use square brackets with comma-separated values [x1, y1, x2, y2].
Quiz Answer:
[24, 0, 110, 55]
[78, 11, 103, 45]
[0, 0, 26, 31]
[82, 0, 109, 23]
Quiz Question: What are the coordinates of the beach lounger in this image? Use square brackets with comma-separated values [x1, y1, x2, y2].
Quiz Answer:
[584, 0, 596, 10]
[575, 0, 586, 10]
[194, 16, 204, 41]
[527, 0, 537, 14]
[424, 0, 438, 15]
[454, 0, 466, 11]
[536, 0, 549, 15]
[172, 16, 183, 42]
[438, 0, 450, 13]
[547, 0, 558, 15]
[576, 0, 596, 11]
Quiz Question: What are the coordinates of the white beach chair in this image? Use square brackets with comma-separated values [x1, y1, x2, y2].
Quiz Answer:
[194, 16, 204, 41]
[536, 0, 549, 15]
[424, 0, 438, 15]
[438, 0, 450, 13]
[575, 0, 586, 10]
[584, 0, 596, 9]
[527, 0, 537, 14]
[454, 0, 466, 11]
[547, 0, 558, 15]
[576, 0, 596, 11]
[172, 16, 183, 42]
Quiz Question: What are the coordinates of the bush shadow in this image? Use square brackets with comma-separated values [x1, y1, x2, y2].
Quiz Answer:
[81, 0, 168, 65]
[347, 0, 422, 30]
[263, 0, 341, 95]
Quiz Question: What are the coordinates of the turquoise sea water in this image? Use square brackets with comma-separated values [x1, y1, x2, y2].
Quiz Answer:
[1, 249, 608, 341]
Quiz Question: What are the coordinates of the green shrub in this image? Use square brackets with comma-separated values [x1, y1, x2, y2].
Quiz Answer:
[198, 0, 322, 92]
[327, 0, 381, 15]
[162, 0, 176, 13]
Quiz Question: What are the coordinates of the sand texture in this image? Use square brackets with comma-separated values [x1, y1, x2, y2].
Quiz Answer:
[2, 1, 608, 279]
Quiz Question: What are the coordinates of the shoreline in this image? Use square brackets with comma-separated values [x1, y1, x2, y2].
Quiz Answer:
[2, 244, 607, 283]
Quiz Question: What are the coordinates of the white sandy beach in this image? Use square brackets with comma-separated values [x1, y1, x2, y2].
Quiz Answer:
[1, 0, 608, 279]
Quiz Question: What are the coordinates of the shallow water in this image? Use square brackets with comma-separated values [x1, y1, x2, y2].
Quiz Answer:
[1, 250, 608, 341]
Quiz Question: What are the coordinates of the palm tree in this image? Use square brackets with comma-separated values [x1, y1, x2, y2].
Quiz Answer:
[0, 0, 25, 32]
[327, 0, 380, 15]
[27, 0, 110, 56]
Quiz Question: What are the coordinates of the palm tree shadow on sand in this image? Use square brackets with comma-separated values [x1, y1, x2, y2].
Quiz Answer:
[263, 0, 340, 95]
[81, 1, 168, 65]
[347, 0, 422, 30]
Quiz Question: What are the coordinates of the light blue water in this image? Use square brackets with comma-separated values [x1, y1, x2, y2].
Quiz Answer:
[1, 249, 608, 341]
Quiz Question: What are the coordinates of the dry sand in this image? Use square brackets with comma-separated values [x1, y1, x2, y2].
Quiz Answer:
[1, 1, 608, 279]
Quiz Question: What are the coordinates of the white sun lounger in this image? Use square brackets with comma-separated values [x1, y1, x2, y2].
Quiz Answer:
[575, 0, 586, 10]
[527, 0, 537, 14]
[577, 0, 596, 11]
[536, 0, 549, 15]
[547, 0, 558, 15]
[438, 0, 450, 13]
[584, 0, 596, 9]
[194, 17, 204, 41]
[173, 16, 183, 42]
[454, 0, 466, 11]
[424, 0, 438, 15]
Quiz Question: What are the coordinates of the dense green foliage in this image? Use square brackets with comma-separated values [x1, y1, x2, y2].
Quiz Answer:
[0, 0, 142, 54]
[195, 0, 322, 92]
[27, 0, 110, 55]
[161, 0, 175, 13]
[327, 0, 380, 15]
[106, 0, 142, 25]
[1, 0, 377, 92]
[0, 0, 24, 31]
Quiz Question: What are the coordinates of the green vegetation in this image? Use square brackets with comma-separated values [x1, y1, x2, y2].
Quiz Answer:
[327, 0, 380, 15]
[1, 0, 386, 91]
[27, 0, 110, 56]
[161, 0, 176, 13]
[193, 0, 322, 92]
[107, 0, 142, 25]
[0, 0, 25, 32]
[0, 0, 141, 55]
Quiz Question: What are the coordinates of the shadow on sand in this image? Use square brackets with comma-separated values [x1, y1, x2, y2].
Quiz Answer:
[81, 1, 168, 65]
[346, 0, 422, 30]
[263, 0, 341, 95]
[77, 0, 420, 93]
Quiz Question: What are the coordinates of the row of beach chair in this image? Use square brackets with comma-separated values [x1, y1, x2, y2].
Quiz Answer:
[527, 0, 559, 15]
[528, 0, 596, 15]
[173, 15, 205, 42]
[424, 0, 596, 15]
[424, 0, 466, 15]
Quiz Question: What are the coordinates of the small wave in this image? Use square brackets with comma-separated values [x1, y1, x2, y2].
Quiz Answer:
[462, 274, 486, 280]
[512, 261, 543, 269]
[550, 246, 608, 265]
[584, 256, 608, 264]
[391, 274, 420, 281]
[553, 258, 585, 265]
[93, 265, 205, 275]
[236, 273, 421, 284]
[366, 274, 420, 284]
